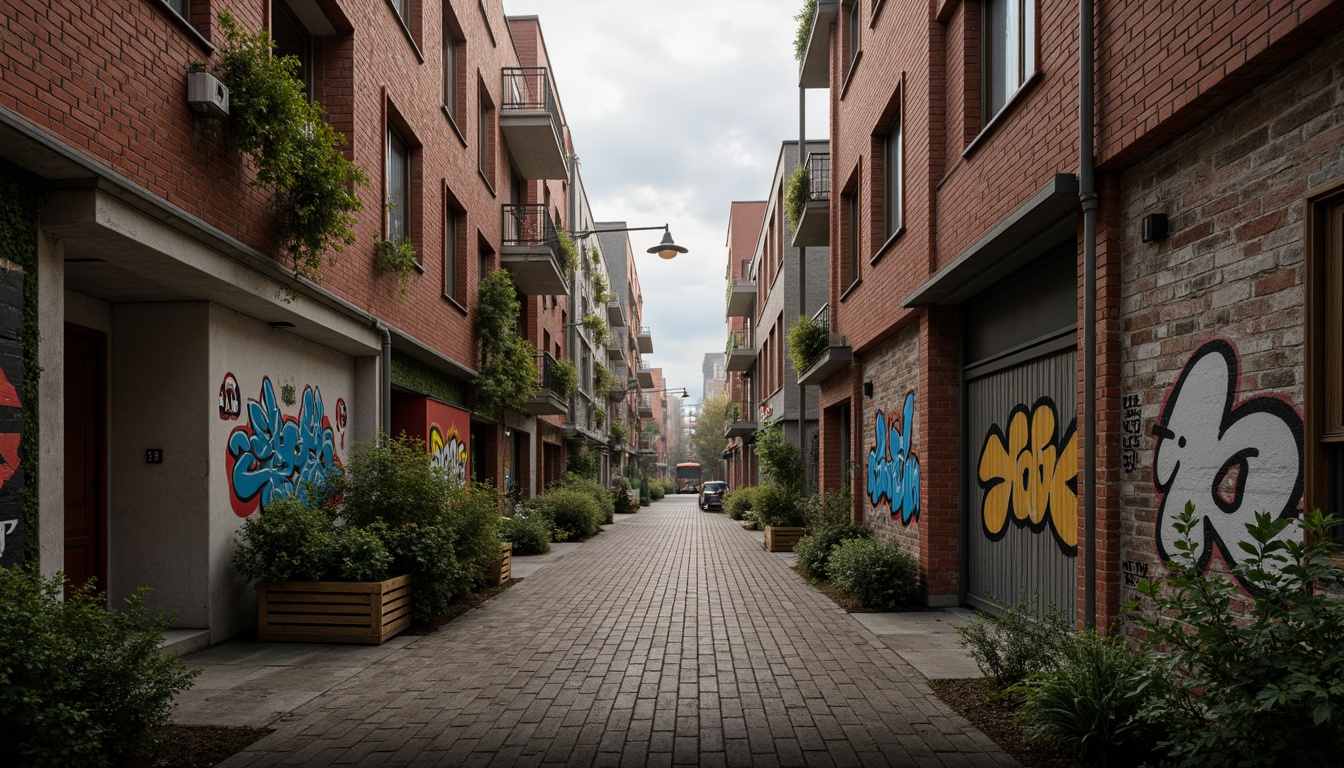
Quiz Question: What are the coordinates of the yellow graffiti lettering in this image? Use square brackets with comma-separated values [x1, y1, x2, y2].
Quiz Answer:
[977, 399, 1078, 549]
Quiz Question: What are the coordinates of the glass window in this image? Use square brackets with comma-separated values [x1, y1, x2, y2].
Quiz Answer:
[478, 91, 494, 181]
[884, 118, 902, 239]
[444, 207, 460, 300]
[845, 191, 860, 287]
[848, 1, 861, 68]
[1307, 189, 1344, 540]
[442, 27, 458, 117]
[164, 0, 187, 16]
[984, 0, 1035, 118]
[386, 128, 410, 242]
[392, 0, 410, 23]
[271, 2, 312, 97]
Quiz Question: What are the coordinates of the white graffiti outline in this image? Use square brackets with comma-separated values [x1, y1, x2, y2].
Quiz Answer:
[1152, 338, 1303, 586]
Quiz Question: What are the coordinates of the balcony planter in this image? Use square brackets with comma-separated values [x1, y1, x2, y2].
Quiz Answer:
[797, 343, 853, 386]
[764, 526, 807, 553]
[258, 574, 411, 645]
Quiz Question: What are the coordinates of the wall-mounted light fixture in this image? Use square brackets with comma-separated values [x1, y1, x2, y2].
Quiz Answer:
[1141, 213, 1169, 243]
[863, 381, 873, 397]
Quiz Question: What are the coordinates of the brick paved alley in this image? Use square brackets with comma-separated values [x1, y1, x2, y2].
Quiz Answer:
[217, 496, 1015, 767]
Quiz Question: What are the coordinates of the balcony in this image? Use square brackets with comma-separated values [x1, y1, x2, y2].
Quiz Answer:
[637, 326, 653, 354]
[798, 0, 839, 88]
[725, 329, 756, 373]
[524, 352, 570, 416]
[638, 394, 653, 418]
[791, 153, 830, 248]
[606, 298, 625, 327]
[637, 363, 655, 388]
[638, 436, 656, 455]
[500, 68, 567, 179]
[724, 419, 757, 439]
[797, 305, 853, 386]
[726, 279, 756, 317]
[501, 205, 568, 295]
[606, 328, 623, 359]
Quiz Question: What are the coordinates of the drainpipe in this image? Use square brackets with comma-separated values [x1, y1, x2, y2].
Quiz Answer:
[1080, 0, 1098, 631]
[378, 324, 392, 439]
[798, 89, 808, 490]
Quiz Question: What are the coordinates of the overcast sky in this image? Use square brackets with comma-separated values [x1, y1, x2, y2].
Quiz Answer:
[503, 0, 829, 402]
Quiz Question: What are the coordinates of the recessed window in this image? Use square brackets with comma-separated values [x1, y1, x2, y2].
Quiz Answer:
[386, 127, 411, 242]
[883, 117, 902, 240]
[442, 9, 463, 124]
[847, 1, 861, 69]
[391, 0, 410, 23]
[1306, 184, 1344, 540]
[983, 0, 1035, 119]
[164, 0, 187, 15]
[478, 84, 496, 185]
[271, 2, 312, 96]
[444, 204, 463, 302]
[843, 189, 860, 289]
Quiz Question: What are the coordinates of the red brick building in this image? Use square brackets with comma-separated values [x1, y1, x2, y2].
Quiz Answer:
[0, 0, 646, 645]
[724, 200, 765, 491]
[799, 0, 1344, 630]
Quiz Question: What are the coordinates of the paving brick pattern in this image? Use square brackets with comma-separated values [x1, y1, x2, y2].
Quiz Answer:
[222, 497, 1015, 767]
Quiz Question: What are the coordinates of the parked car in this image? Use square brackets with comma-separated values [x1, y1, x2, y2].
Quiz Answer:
[699, 481, 728, 511]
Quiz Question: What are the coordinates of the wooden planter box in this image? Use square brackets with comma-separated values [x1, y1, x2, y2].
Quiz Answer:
[258, 574, 411, 645]
[764, 526, 807, 552]
[486, 541, 512, 585]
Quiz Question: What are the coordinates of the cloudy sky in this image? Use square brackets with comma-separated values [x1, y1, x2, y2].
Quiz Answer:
[502, 0, 829, 402]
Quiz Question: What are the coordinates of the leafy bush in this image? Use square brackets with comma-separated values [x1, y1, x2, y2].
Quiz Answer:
[724, 486, 758, 520]
[649, 482, 665, 501]
[955, 596, 1072, 686]
[526, 488, 601, 542]
[611, 478, 638, 515]
[787, 313, 829, 375]
[793, 0, 818, 61]
[754, 424, 803, 493]
[0, 568, 198, 765]
[232, 495, 339, 583]
[807, 489, 853, 529]
[753, 482, 808, 528]
[827, 538, 918, 611]
[794, 523, 870, 581]
[1017, 631, 1166, 764]
[373, 236, 418, 299]
[1130, 504, 1344, 767]
[557, 472, 614, 524]
[785, 164, 809, 231]
[499, 512, 551, 556]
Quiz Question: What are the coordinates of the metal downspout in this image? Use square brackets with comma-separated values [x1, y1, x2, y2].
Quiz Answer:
[378, 324, 392, 439]
[1080, 0, 1099, 631]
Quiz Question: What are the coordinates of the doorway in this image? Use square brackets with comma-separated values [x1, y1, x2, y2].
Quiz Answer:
[64, 325, 107, 600]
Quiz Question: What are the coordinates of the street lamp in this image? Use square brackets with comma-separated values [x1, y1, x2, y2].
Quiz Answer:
[571, 224, 689, 260]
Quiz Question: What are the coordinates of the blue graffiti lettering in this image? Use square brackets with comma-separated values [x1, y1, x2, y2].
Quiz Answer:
[867, 392, 921, 524]
[227, 378, 338, 517]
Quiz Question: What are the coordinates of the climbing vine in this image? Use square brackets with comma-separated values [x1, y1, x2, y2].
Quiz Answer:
[0, 159, 39, 564]
[390, 352, 466, 406]
[373, 236, 418, 300]
[475, 269, 537, 418]
[212, 13, 367, 284]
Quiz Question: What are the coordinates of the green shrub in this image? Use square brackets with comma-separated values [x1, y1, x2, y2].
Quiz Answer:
[753, 482, 808, 528]
[499, 512, 551, 556]
[1130, 504, 1344, 767]
[794, 523, 870, 581]
[557, 472, 614, 524]
[955, 596, 1072, 686]
[526, 488, 601, 542]
[232, 495, 338, 583]
[784, 164, 809, 232]
[1018, 631, 1166, 764]
[724, 486, 758, 520]
[827, 538, 918, 611]
[649, 482, 665, 501]
[754, 424, 803, 493]
[327, 523, 393, 583]
[0, 568, 198, 765]
[793, 0, 818, 61]
[808, 489, 853, 529]
[612, 478, 638, 515]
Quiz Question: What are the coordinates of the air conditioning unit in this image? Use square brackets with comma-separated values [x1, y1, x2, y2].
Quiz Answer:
[186, 71, 229, 118]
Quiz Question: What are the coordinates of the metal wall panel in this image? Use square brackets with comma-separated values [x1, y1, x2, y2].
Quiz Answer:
[965, 346, 1078, 618]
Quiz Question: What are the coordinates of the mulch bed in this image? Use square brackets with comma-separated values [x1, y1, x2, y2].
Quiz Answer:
[927, 678, 1083, 768]
[402, 577, 521, 635]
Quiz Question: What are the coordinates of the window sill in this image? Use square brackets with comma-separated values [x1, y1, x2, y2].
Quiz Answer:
[443, 294, 469, 315]
[151, 1, 214, 52]
[840, 50, 863, 101]
[962, 70, 1043, 159]
[478, 168, 496, 197]
[839, 277, 862, 303]
[871, 226, 905, 266]
[871, 0, 888, 27]
[442, 106, 467, 147]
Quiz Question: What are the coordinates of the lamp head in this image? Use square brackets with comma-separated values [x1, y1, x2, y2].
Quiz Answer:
[647, 226, 688, 260]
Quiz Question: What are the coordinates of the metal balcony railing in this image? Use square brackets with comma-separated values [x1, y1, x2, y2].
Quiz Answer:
[804, 153, 830, 202]
[536, 352, 567, 399]
[727, 327, 755, 355]
[501, 67, 560, 125]
[502, 204, 557, 248]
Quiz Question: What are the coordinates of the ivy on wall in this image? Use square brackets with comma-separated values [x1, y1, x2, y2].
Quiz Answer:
[0, 159, 40, 564]
[390, 352, 466, 407]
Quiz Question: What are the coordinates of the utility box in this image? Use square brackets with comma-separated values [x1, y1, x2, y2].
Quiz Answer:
[186, 71, 229, 118]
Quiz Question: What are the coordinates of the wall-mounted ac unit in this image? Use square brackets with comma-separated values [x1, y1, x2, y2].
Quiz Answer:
[186, 71, 229, 118]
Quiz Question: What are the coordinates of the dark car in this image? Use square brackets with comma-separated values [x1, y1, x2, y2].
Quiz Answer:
[699, 481, 728, 511]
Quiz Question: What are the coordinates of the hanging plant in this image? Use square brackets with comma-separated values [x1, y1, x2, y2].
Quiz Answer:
[593, 407, 606, 428]
[794, 0, 819, 61]
[476, 269, 538, 418]
[609, 420, 629, 447]
[213, 13, 367, 284]
[590, 271, 609, 304]
[587, 244, 601, 270]
[582, 313, 608, 347]
[373, 236, 418, 300]
[555, 229, 579, 276]
[594, 362, 618, 396]
[785, 164, 810, 231]
[551, 356, 578, 398]
[787, 314, 829, 375]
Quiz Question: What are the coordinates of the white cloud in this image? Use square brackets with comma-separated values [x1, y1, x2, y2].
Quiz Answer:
[504, 0, 827, 400]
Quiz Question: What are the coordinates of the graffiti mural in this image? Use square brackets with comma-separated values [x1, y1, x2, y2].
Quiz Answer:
[430, 423, 468, 486]
[976, 397, 1078, 551]
[1121, 393, 1141, 473]
[335, 398, 348, 449]
[0, 341, 24, 567]
[867, 392, 921, 524]
[226, 377, 339, 517]
[1152, 338, 1303, 586]
[218, 373, 240, 420]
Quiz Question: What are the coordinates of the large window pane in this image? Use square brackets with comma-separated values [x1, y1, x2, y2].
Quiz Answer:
[387, 129, 409, 241]
[885, 119, 902, 238]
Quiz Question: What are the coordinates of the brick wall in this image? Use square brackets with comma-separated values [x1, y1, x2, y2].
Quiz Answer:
[857, 323, 921, 556]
